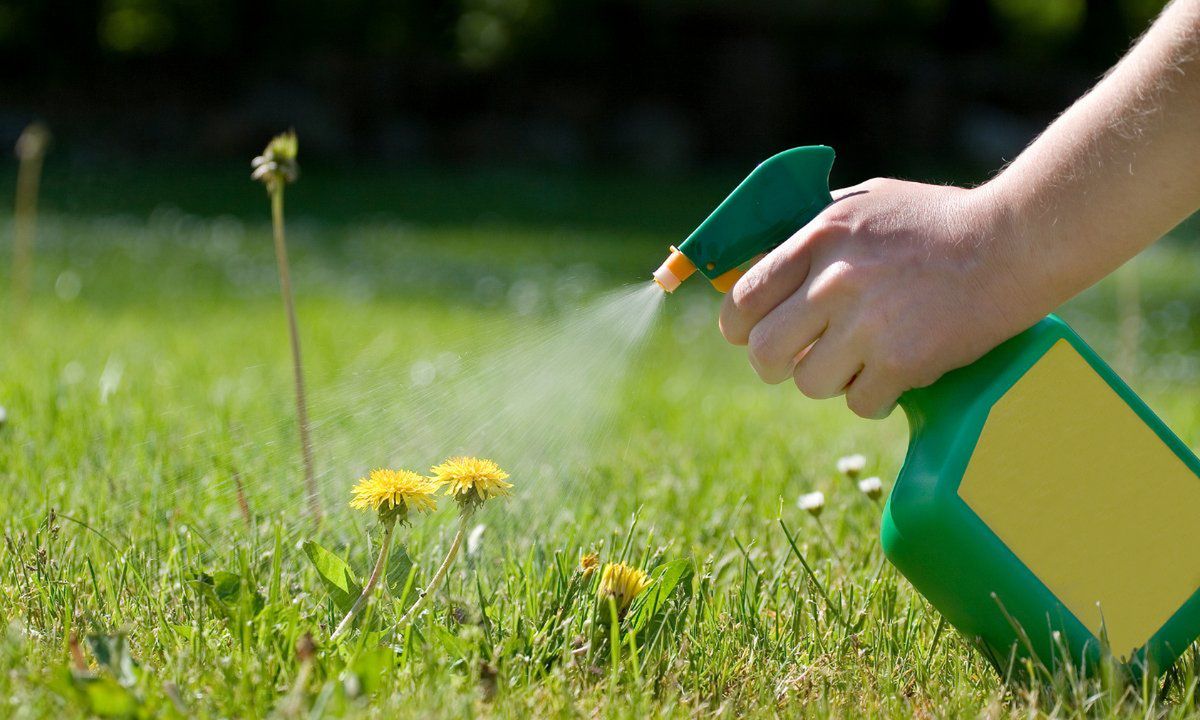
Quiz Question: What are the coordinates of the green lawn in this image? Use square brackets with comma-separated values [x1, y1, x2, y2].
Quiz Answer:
[4, 166, 1200, 718]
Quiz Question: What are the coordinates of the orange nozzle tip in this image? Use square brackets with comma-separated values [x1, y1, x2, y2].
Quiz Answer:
[652, 247, 696, 293]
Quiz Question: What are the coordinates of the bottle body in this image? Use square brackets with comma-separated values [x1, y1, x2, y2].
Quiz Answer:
[884, 315, 1200, 675]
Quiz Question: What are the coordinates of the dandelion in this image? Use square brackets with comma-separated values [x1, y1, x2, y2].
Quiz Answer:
[597, 562, 651, 618]
[432, 456, 513, 510]
[332, 469, 437, 640]
[580, 552, 600, 578]
[398, 456, 512, 627]
[836, 454, 866, 479]
[349, 468, 439, 521]
[857, 476, 884, 501]
[798, 491, 826, 518]
[252, 130, 319, 521]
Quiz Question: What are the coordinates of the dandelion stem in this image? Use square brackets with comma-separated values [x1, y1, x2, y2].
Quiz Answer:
[398, 512, 471, 626]
[779, 518, 851, 632]
[269, 187, 320, 521]
[813, 517, 844, 561]
[12, 123, 49, 329]
[332, 519, 395, 640]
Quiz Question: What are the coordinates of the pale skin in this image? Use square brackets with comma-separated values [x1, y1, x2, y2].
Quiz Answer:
[720, 0, 1200, 419]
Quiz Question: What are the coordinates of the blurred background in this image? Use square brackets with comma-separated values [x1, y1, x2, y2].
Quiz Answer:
[4, 0, 1199, 417]
[0, 0, 1172, 181]
[5, 0, 1198, 410]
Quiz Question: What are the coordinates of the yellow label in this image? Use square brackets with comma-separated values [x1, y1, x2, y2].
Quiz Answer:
[958, 340, 1200, 659]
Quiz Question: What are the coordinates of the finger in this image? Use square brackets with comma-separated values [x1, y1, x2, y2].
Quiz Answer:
[745, 281, 829, 384]
[791, 324, 862, 399]
[719, 232, 814, 345]
[844, 365, 901, 420]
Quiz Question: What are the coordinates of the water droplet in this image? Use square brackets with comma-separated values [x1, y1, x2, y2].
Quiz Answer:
[55, 271, 82, 301]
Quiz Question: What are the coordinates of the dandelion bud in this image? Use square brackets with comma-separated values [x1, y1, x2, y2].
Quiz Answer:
[836, 454, 867, 479]
[857, 476, 884, 501]
[580, 552, 599, 578]
[597, 562, 651, 618]
[251, 130, 299, 190]
[798, 491, 826, 518]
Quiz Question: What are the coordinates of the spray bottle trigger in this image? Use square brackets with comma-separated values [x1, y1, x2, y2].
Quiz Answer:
[709, 267, 744, 293]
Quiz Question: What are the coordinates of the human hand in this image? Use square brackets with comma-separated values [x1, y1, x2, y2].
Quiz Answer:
[718, 178, 1041, 419]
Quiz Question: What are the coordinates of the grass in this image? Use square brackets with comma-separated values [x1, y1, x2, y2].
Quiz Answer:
[4, 164, 1200, 718]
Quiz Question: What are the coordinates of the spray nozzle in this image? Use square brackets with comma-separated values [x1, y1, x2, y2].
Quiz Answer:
[652, 247, 696, 293]
[652, 145, 836, 294]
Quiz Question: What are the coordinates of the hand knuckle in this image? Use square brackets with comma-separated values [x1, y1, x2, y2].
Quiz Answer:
[806, 263, 851, 303]
[747, 325, 772, 368]
[846, 391, 874, 419]
[808, 215, 852, 245]
[793, 365, 825, 399]
[718, 313, 741, 344]
[793, 372, 817, 399]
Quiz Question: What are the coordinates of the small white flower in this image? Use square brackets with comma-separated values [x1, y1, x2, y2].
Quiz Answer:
[857, 476, 883, 500]
[467, 523, 487, 557]
[798, 491, 826, 517]
[836, 454, 867, 479]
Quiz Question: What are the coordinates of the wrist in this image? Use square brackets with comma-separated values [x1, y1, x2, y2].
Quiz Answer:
[961, 180, 1052, 333]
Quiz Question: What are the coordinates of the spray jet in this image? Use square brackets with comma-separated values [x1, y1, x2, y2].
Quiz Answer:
[651, 145, 835, 293]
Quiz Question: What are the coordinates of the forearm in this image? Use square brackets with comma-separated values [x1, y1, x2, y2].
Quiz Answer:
[984, 0, 1200, 317]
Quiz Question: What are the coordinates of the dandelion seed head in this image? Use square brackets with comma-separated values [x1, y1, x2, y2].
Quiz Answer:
[836, 454, 867, 479]
[798, 491, 826, 517]
[251, 130, 299, 189]
[597, 562, 651, 616]
[431, 456, 512, 511]
[349, 468, 438, 523]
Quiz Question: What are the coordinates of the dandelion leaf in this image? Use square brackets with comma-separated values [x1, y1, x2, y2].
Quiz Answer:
[385, 544, 419, 608]
[629, 559, 694, 633]
[303, 541, 363, 613]
[191, 571, 265, 622]
[52, 669, 142, 719]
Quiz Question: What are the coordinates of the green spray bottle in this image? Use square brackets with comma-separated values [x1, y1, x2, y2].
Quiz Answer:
[656, 146, 1200, 676]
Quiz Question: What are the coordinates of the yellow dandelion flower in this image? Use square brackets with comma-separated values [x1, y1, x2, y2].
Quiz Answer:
[349, 469, 438, 521]
[431, 456, 512, 510]
[597, 562, 652, 616]
[580, 552, 600, 578]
